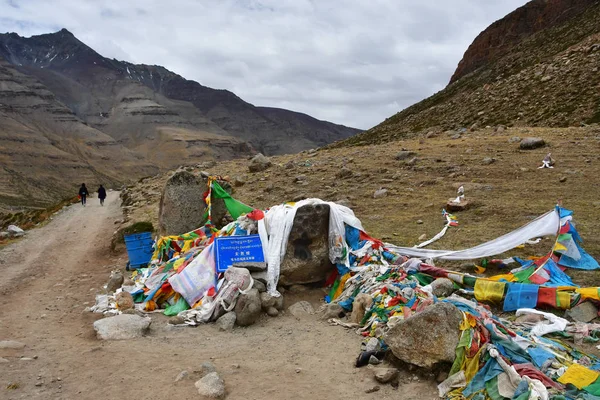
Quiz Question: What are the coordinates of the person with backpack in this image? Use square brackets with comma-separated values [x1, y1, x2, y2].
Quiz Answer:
[98, 185, 107, 206]
[78, 183, 89, 206]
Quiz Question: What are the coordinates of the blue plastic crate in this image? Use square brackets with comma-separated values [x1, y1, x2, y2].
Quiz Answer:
[124, 232, 154, 269]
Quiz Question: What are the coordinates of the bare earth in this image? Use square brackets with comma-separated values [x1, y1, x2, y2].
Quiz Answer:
[0, 192, 436, 399]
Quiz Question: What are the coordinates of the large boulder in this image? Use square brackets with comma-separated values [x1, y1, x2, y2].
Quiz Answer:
[93, 314, 151, 340]
[383, 302, 462, 368]
[234, 288, 262, 326]
[279, 203, 334, 285]
[158, 171, 232, 235]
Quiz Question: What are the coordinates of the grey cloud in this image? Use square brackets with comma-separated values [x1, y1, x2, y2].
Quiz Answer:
[0, 0, 528, 129]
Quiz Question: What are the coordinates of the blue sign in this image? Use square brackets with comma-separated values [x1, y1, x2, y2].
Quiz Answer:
[214, 234, 265, 273]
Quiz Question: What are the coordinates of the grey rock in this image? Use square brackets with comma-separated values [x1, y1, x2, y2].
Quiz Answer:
[482, 157, 496, 165]
[541, 75, 552, 82]
[374, 368, 399, 384]
[158, 171, 207, 236]
[106, 270, 124, 293]
[195, 372, 225, 399]
[508, 136, 521, 143]
[559, 176, 567, 183]
[266, 307, 279, 317]
[566, 302, 598, 323]
[250, 271, 268, 285]
[373, 189, 388, 199]
[217, 312, 236, 331]
[365, 385, 381, 393]
[248, 153, 272, 173]
[369, 355, 382, 365]
[405, 157, 418, 165]
[430, 278, 455, 298]
[0, 340, 26, 349]
[295, 175, 307, 182]
[7, 225, 24, 237]
[320, 303, 345, 319]
[169, 316, 186, 325]
[395, 151, 416, 161]
[233, 176, 246, 187]
[383, 302, 462, 368]
[200, 362, 217, 377]
[280, 203, 334, 285]
[0, 232, 8, 239]
[175, 370, 189, 382]
[253, 280, 267, 293]
[520, 137, 546, 150]
[446, 199, 471, 212]
[288, 301, 314, 319]
[233, 262, 266, 272]
[0, 357, 9, 363]
[93, 314, 151, 340]
[335, 198, 353, 208]
[260, 292, 284, 311]
[234, 288, 262, 326]
[450, 134, 462, 140]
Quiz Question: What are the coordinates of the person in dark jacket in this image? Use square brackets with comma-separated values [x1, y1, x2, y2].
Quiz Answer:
[79, 183, 89, 206]
[98, 185, 107, 206]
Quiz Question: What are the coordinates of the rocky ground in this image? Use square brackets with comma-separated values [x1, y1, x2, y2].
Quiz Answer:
[123, 124, 600, 286]
[0, 191, 438, 399]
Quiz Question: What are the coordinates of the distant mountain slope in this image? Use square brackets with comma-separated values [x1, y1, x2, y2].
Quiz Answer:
[0, 55, 158, 209]
[0, 29, 360, 158]
[338, 0, 600, 147]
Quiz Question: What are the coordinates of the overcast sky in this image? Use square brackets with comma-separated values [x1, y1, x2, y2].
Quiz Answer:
[1, 0, 529, 129]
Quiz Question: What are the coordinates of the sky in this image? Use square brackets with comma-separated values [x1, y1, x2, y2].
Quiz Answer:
[0, 0, 529, 129]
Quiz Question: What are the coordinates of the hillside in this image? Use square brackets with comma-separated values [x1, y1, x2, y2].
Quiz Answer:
[122, 125, 600, 286]
[339, 0, 600, 147]
[0, 29, 360, 159]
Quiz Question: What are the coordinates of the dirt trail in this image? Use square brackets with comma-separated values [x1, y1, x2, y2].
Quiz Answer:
[0, 192, 436, 399]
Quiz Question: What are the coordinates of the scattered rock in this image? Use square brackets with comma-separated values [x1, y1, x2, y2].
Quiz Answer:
[320, 303, 345, 319]
[248, 153, 272, 173]
[266, 307, 279, 317]
[373, 189, 388, 199]
[430, 278, 455, 298]
[217, 312, 236, 331]
[374, 368, 399, 384]
[559, 176, 567, 183]
[7, 225, 24, 237]
[395, 151, 416, 161]
[416, 219, 423, 224]
[450, 134, 462, 140]
[106, 270, 124, 293]
[115, 291, 134, 310]
[384, 302, 463, 368]
[195, 372, 225, 399]
[93, 314, 152, 340]
[365, 385, 381, 393]
[508, 136, 521, 143]
[495, 125, 507, 133]
[406, 157, 418, 166]
[0, 340, 26, 349]
[566, 302, 598, 323]
[169, 316, 186, 325]
[233, 176, 246, 187]
[336, 167, 354, 179]
[175, 370, 189, 382]
[295, 175, 307, 183]
[234, 288, 262, 326]
[288, 301, 314, 319]
[418, 234, 427, 241]
[199, 362, 217, 377]
[541, 75, 552, 82]
[260, 292, 284, 311]
[520, 137, 546, 150]
[482, 157, 496, 165]
[446, 199, 471, 212]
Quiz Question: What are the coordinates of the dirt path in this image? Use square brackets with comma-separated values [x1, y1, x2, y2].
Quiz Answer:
[0, 192, 437, 399]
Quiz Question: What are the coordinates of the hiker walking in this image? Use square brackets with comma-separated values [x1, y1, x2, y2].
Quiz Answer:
[98, 185, 107, 206]
[79, 183, 89, 206]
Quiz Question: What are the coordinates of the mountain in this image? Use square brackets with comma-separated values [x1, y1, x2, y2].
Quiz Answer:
[0, 29, 360, 160]
[338, 0, 600, 147]
[0, 29, 360, 210]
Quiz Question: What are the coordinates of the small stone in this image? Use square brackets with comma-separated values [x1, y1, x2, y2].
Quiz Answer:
[295, 368, 302, 373]
[175, 370, 189, 382]
[106, 270, 124, 293]
[451, 134, 462, 140]
[416, 220, 423, 224]
[169, 316, 186, 325]
[482, 157, 495, 165]
[0, 357, 9, 363]
[418, 234, 427, 241]
[115, 291, 134, 310]
[365, 385, 381, 394]
[541, 75, 552, 82]
[373, 189, 388, 199]
[430, 278, 455, 297]
[336, 167, 354, 179]
[20, 357, 34, 361]
[520, 137, 546, 150]
[395, 151, 415, 161]
[295, 175, 307, 182]
[35, 382, 43, 387]
[374, 368, 399, 384]
[266, 307, 279, 317]
[195, 372, 225, 399]
[565, 302, 598, 323]
[508, 136, 521, 143]
[369, 355, 382, 365]
[320, 303, 345, 319]
[559, 176, 567, 183]
[0, 340, 26, 350]
[199, 362, 217, 377]
[253, 280, 267, 293]
[93, 314, 151, 340]
[248, 153, 272, 173]
[288, 301, 314, 319]
[217, 312, 236, 331]
[260, 292, 284, 311]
